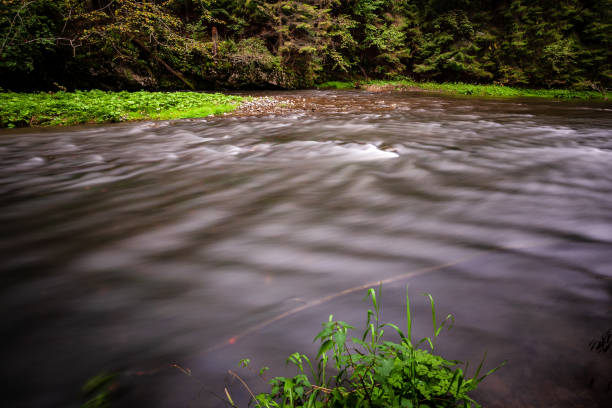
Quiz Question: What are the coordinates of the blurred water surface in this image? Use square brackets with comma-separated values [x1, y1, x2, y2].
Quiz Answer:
[1, 90, 611, 407]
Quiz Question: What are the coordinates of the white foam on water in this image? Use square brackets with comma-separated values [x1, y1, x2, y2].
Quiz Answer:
[124, 122, 159, 135]
[86, 154, 104, 163]
[169, 130, 211, 142]
[19, 157, 45, 168]
[59, 142, 78, 151]
[216, 145, 246, 155]
[338, 142, 399, 160]
[530, 125, 576, 136]
[187, 141, 399, 162]
[476, 120, 504, 128]
[278, 140, 399, 161]
[451, 114, 481, 120]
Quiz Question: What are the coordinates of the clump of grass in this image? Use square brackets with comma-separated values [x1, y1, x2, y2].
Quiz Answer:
[236, 287, 503, 408]
[316, 80, 604, 99]
[315, 81, 357, 90]
[411, 81, 603, 99]
[0, 90, 246, 128]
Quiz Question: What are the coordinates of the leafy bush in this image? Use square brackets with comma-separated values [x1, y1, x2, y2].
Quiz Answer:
[238, 288, 503, 408]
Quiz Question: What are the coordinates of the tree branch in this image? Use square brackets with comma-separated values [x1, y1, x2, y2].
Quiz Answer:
[132, 37, 194, 89]
[0, 0, 36, 57]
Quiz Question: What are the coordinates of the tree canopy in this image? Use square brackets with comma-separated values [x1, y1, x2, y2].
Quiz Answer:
[1, 0, 610, 90]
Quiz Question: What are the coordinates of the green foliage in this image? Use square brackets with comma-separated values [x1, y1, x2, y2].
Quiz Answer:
[316, 81, 356, 90]
[413, 10, 494, 82]
[0, 0, 610, 90]
[408, 81, 604, 99]
[212, 37, 284, 88]
[0, 0, 66, 72]
[81, 372, 118, 408]
[241, 287, 503, 408]
[0, 90, 244, 128]
[316, 79, 603, 99]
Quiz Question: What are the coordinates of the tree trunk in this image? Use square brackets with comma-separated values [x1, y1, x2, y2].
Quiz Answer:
[132, 38, 194, 90]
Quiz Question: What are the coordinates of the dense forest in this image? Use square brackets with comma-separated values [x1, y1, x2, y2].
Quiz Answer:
[1, 0, 610, 91]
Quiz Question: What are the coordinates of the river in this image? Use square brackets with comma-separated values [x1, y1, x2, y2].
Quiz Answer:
[1, 90, 611, 407]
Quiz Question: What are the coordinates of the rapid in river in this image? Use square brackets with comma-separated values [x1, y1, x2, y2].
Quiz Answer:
[1, 90, 611, 407]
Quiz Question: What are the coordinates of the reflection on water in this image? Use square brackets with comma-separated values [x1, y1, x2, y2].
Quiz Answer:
[1, 90, 611, 407]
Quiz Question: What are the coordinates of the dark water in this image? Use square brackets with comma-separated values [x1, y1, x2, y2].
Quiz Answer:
[1, 90, 611, 407]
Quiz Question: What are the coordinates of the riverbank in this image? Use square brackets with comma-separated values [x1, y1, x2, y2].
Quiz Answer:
[1, 83, 607, 129]
[317, 80, 605, 100]
[0, 91, 245, 128]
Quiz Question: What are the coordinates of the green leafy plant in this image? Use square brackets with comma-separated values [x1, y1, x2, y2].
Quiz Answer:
[0, 90, 245, 128]
[80, 372, 118, 408]
[237, 287, 504, 408]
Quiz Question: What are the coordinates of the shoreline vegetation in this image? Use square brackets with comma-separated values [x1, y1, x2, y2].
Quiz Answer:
[317, 80, 606, 99]
[1, 81, 606, 129]
[0, 90, 245, 128]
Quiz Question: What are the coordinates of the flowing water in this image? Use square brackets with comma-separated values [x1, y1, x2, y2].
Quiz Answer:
[1, 90, 611, 407]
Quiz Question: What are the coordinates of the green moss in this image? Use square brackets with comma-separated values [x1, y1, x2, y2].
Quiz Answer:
[0, 91, 246, 128]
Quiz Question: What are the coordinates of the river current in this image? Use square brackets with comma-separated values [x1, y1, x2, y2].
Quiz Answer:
[1, 90, 611, 407]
